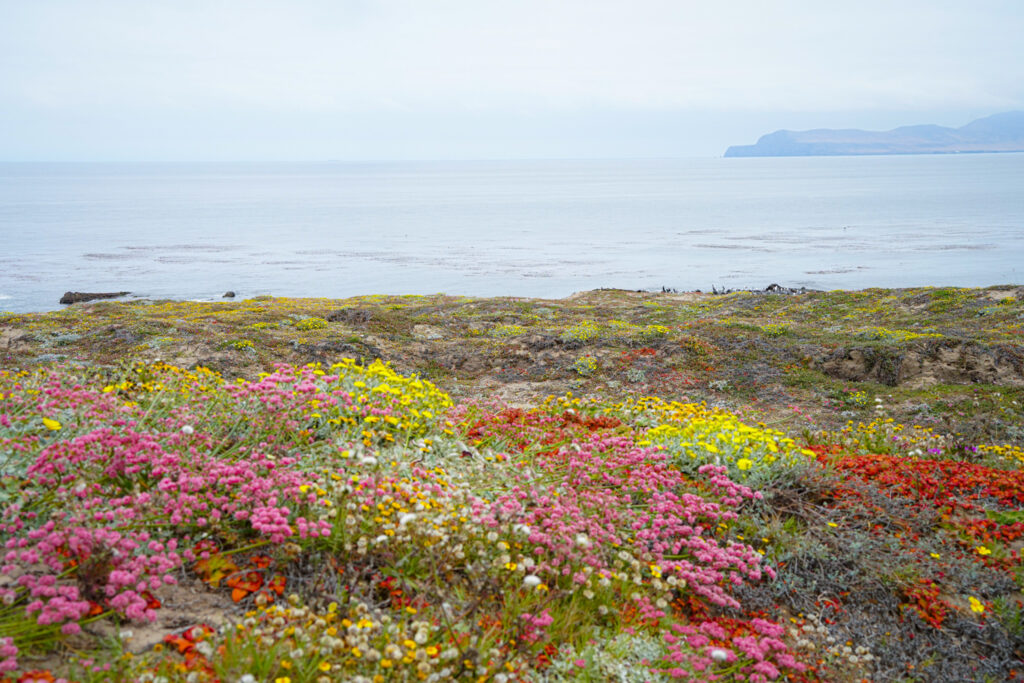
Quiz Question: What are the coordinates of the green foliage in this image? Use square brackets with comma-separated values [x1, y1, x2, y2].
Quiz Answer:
[490, 323, 527, 338]
[854, 326, 942, 342]
[829, 388, 871, 410]
[760, 323, 791, 337]
[561, 319, 602, 343]
[295, 316, 329, 331]
[572, 355, 599, 376]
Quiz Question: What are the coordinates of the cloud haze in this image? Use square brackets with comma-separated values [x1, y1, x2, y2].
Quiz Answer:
[2, 0, 1023, 159]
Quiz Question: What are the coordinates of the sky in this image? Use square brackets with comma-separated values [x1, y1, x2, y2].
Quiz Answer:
[2, 0, 1023, 161]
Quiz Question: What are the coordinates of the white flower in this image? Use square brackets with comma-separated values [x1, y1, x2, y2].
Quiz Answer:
[181, 425, 194, 435]
[398, 513, 417, 528]
[710, 648, 729, 663]
[360, 456, 377, 466]
[374, 535, 388, 544]
[523, 575, 542, 588]
[239, 676, 257, 683]
[575, 534, 592, 549]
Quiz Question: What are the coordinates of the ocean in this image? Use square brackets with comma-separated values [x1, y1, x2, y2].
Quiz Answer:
[1, 154, 1022, 314]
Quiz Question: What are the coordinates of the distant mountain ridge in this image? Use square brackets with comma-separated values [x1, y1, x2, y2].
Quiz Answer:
[724, 111, 1024, 157]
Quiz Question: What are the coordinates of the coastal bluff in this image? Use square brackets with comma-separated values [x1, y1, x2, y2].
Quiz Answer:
[725, 111, 1024, 157]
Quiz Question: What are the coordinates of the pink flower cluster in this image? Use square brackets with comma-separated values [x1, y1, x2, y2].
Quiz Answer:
[0, 636, 17, 673]
[0, 365, 360, 672]
[519, 609, 555, 643]
[474, 434, 768, 609]
[660, 618, 803, 681]
[460, 404, 806, 680]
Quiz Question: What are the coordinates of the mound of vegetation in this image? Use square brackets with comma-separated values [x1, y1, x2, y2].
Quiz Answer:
[1, 287, 1023, 681]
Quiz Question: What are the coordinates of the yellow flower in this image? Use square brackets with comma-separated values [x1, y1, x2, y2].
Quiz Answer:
[380, 659, 393, 668]
[280, 659, 292, 669]
[318, 662, 331, 672]
[275, 678, 291, 683]
[826, 522, 838, 528]
[42, 417, 62, 431]
[969, 596, 985, 614]
[930, 552, 940, 559]
[736, 458, 753, 471]
[649, 564, 662, 578]
[977, 546, 992, 556]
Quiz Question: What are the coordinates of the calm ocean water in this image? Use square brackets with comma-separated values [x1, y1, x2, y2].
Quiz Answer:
[1, 155, 1022, 313]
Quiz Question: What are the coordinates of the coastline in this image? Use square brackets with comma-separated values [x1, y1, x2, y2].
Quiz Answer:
[3, 284, 1023, 437]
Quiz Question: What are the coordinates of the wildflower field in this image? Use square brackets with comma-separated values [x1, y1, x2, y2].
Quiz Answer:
[1, 286, 1024, 681]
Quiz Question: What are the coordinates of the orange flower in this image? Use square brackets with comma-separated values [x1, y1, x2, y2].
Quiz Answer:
[18, 672, 57, 683]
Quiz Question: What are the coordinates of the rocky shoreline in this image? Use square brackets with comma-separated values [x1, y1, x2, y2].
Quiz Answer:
[4, 285, 1024, 442]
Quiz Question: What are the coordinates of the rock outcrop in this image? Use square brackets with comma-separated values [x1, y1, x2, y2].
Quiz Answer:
[59, 291, 129, 305]
[820, 342, 1024, 388]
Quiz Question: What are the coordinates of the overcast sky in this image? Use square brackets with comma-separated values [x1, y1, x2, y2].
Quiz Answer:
[2, 0, 1023, 160]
